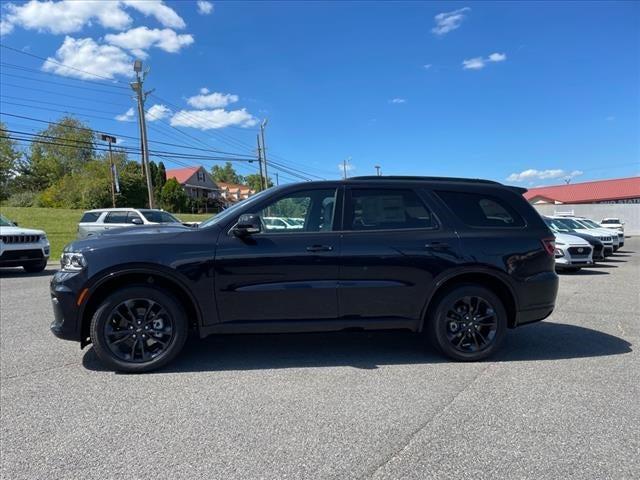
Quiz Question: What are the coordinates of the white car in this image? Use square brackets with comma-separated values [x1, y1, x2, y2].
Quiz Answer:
[549, 216, 615, 256]
[600, 217, 625, 233]
[574, 218, 623, 250]
[0, 214, 50, 272]
[263, 216, 304, 231]
[553, 232, 594, 272]
[77, 208, 185, 239]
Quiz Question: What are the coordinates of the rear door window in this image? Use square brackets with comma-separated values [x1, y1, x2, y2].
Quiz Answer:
[436, 191, 525, 228]
[346, 189, 437, 231]
[80, 212, 101, 223]
[105, 211, 129, 224]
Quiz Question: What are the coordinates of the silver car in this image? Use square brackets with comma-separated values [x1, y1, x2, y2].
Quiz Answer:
[77, 208, 184, 239]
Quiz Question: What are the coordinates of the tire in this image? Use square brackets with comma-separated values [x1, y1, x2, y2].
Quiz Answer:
[425, 284, 507, 362]
[90, 286, 188, 373]
[23, 260, 47, 273]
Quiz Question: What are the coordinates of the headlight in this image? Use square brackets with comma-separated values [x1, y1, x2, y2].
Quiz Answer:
[554, 248, 564, 257]
[60, 252, 87, 271]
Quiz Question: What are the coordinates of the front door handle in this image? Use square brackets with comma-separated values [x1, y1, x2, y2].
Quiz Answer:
[306, 245, 333, 252]
[424, 242, 449, 250]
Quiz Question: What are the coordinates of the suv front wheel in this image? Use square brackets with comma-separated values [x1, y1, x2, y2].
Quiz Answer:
[427, 285, 507, 361]
[90, 286, 188, 373]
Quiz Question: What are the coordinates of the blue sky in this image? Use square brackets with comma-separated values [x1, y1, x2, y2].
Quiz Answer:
[1, 1, 639, 185]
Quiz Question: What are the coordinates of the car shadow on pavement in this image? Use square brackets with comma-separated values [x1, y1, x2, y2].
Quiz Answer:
[82, 322, 632, 373]
[0, 267, 56, 278]
[558, 269, 609, 275]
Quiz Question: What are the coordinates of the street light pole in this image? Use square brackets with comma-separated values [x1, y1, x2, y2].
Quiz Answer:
[260, 119, 269, 188]
[375, 165, 381, 176]
[130, 59, 155, 208]
[101, 134, 117, 207]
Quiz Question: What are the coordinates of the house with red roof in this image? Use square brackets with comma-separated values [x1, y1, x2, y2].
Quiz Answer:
[524, 177, 640, 205]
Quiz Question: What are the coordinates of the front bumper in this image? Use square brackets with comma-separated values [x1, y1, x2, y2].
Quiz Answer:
[0, 244, 49, 267]
[50, 270, 87, 342]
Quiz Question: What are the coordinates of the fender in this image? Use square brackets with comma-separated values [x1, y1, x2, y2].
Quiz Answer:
[418, 264, 519, 331]
[80, 262, 205, 328]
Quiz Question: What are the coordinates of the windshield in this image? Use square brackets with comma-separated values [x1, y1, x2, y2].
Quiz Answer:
[199, 188, 277, 229]
[555, 218, 583, 230]
[581, 219, 601, 228]
[573, 218, 595, 229]
[544, 218, 570, 233]
[139, 210, 180, 223]
[0, 215, 15, 227]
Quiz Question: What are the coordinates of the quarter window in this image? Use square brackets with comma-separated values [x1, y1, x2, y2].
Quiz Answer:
[80, 212, 101, 223]
[256, 189, 337, 233]
[346, 189, 437, 231]
[436, 191, 525, 227]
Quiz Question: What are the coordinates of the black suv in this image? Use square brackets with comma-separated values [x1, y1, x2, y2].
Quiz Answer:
[51, 177, 559, 372]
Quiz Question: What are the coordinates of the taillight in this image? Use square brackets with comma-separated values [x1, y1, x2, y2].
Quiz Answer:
[541, 237, 555, 257]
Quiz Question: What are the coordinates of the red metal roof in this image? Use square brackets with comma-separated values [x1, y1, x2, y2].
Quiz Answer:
[524, 176, 640, 204]
[166, 166, 200, 184]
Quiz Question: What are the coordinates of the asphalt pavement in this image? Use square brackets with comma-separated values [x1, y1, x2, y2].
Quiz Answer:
[1, 240, 639, 479]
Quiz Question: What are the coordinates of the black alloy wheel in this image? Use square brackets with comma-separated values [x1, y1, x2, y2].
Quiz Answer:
[90, 286, 188, 373]
[427, 284, 507, 361]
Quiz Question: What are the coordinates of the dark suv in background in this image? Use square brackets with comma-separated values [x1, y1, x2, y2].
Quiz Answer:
[50, 177, 559, 372]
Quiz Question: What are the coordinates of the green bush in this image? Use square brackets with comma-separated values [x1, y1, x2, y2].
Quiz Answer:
[6, 191, 38, 207]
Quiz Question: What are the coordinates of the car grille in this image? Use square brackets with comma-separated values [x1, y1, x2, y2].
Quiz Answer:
[600, 236, 612, 242]
[0, 249, 44, 261]
[0, 235, 41, 244]
[568, 246, 592, 258]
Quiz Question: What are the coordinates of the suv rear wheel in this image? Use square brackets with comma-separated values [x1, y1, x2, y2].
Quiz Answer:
[426, 285, 507, 361]
[90, 286, 188, 373]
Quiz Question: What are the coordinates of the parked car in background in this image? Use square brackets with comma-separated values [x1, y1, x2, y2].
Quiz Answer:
[77, 208, 188, 239]
[574, 217, 623, 250]
[0, 214, 50, 272]
[550, 232, 593, 272]
[51, 176, 559, 372]
[600, 218, 625, 233]
[549, 216, 614, 256]
[544, 217, 605, 261]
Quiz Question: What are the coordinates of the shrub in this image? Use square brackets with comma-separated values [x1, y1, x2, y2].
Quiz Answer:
[5, 191, 38, 207]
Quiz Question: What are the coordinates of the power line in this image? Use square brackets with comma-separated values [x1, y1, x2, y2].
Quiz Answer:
[0, 82, 133, 106]
[0, 71, 133, 97]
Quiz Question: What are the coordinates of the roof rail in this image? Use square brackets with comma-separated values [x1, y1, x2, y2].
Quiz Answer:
[349, 175, 502, 185]
[554, 210, 575, 217]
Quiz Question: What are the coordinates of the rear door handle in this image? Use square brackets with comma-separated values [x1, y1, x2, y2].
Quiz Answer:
[424, 242, 449, 250]
[306, 245, 333, 252]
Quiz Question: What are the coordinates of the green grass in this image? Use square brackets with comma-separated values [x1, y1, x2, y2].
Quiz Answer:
[0, 207, 213, 260]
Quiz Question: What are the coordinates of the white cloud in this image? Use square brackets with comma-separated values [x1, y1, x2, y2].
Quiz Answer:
[146, 104, 171, 121]
[606, 115, 616, 122]
[115, 107, 135, 122]
[488, 52, 507, 62]
[1, 0, 184, 36]
[462, 52, 507, 70]
[170, 108, 257, 130]
[423, 64, 432, 70]
[337, 162, 355, 173]
[105, 27, 194, 55]
[187, 88, 239, 109]
[462, 57, 485, 70]
[432, 7, 470, 36]
[389, 98, 406, 104]
[197, 1, 214, 15]
[42, 36, 132, 79]
[506, 169, 583, 182]
[122, 1, 185, 29]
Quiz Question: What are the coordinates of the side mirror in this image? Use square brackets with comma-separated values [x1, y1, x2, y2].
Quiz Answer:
[12, 220, 18, 226]
[233, 213, 261, 236]
[131, 218, 143, 225]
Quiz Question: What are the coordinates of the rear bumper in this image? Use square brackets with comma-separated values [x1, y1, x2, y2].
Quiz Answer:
[513, 271, 559, 327]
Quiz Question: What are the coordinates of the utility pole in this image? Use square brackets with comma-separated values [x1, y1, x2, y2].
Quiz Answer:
[275, 173, 279, 186]
[342, 156, 351, 179]
[260, 119, 269, 188]
[130, 59, 155, 208]
[101, 134, 117, 207]
[375, 165, 381, 176]
[256, 133, 265, 190]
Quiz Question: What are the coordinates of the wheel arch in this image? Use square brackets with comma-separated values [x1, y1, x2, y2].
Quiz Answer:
[79, 265, 202, 348]
[420, 269, 518, 331]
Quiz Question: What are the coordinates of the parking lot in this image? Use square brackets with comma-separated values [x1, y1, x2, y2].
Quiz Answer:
[1, 240, 638, 480]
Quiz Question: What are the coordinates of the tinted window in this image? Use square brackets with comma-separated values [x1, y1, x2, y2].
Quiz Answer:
[257, 188, 337, 233]
[140, 210, 179, 223]
[346, 189, 436, 231]
[104, 212, 129, 224]
[80, 212, 101, 223]
[437, 191, 524, 228]
[127, 212, 143, 223]
[601, 219, 619, 224]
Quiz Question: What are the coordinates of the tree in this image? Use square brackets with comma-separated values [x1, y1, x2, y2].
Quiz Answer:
[28, 116, 94, 189]
[211, 162, 244, 184]
[0, 123, 21, 199]
[159, 178, 188, 213]
[155, 161, 167, 189]
[245, 173, 273, 192]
